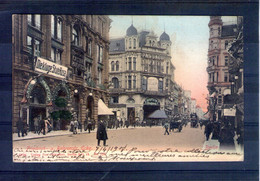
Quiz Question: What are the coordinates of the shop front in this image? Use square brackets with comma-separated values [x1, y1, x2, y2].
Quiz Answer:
[143, 98, 160, 120]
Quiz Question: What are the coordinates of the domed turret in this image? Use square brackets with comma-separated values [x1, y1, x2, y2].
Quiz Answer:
[160, 32, 170, 41]
[126, 24, 138, 36]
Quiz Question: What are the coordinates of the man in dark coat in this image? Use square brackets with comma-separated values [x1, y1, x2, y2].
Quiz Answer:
[96, 120, 108, 146]
[204, 122, 213, 141]
[16, 118, 24, 137]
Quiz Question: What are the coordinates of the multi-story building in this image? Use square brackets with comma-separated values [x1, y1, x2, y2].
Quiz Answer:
[207, 16, 238, 121]
[108, 24, 175, 124]
[12, 15, 111, 132]
[191, 98, 197, 114]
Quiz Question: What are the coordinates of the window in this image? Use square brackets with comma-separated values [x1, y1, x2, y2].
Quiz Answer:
[210, 28, 213, 35]
[112, 77, 119, 88]
[149, 60, 153, 72]
[166, 78, 168, 87]
[72, 26, 79, 46]
[209, 73, 212, 82]
[133, 58, 136, 71]
[225, 56, 229, 66]
[51, 47, 62, 64]
[133, 39, 136, 49]
[128, 57, 132, 70]
[88, 40, 92, 56]
[111, 61, 115, 71]
[128, 75, 132, 89]
[225, 41, 228, 50]
[216, 72, 219, 82]
[27, 35, 41, 57]
[158, 78, 163, 92]
[111, 96, 119, 103]
[99, 46, 103, 63]
[133, 75, 136, 89]
[142, 77, 147, 91]
[218, 27, 220, 35]
[125, 76, 127, 88]
[27, 14, 41, 30]
[129, 39, 132, 49]
[216, 56, 219, 66]
[224, 72, 228, 82]
[51, 15, 62, 41]
[212, 73, 215, 82]
[116, 61, 119, 71]
[166, 62, 169, 74]
[98, 68, 102, 84]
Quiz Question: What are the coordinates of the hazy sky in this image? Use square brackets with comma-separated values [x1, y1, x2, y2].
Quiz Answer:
[109, 16, 237, 112]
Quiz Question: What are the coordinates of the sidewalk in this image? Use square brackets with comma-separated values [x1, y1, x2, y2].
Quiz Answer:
[13, 126, 147, 141]
[202, 133, 243, 153]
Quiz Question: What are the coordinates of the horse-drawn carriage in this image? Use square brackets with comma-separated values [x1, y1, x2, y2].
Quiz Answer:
[170, 120, 183, 132]
[190, 113, 198, 128]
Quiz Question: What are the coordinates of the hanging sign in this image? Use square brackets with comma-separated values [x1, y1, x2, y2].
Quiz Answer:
[35, 57, 67, 79]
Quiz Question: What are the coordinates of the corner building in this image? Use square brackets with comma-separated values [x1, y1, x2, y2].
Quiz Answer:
[12, 15, 111, 132]
[109, 24, 175, 125]
[207, 16, 237, 121]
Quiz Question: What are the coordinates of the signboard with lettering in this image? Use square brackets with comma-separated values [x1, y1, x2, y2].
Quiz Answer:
[144, 98, 159, 105]
[223, 108, 236, 116]
[35, 57, 67, 79]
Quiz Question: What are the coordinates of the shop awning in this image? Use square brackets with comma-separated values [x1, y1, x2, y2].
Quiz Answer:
[148, 110, 168, 119]
[98, 99, 114, 115]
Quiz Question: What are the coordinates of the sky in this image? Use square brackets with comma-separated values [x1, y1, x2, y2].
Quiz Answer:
[109, 16, 237, 112]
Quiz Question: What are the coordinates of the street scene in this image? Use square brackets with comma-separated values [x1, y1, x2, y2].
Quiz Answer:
[12, 15, 244, 162]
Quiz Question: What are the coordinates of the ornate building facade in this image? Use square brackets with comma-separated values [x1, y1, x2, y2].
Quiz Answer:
[207, 16, 238, 121]
[108, 24, 176, 124]
[12, 15, 111, 132]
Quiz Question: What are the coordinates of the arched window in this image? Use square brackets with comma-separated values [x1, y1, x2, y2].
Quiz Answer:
[133, 39, 136, 49]
[112, 77, 119, 88]
[129, 38, 132, 49]
[72, 25, 79, 46]
[116, 61, 119, 71]
[51, 15, 62, 41]
[30, 84, 46, 104]
[111, 61, 115, 71]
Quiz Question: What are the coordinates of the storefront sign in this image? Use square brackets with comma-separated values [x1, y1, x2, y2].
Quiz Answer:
[144, 98, 159, 105]
[35, 57, 67, 79]
[223, 108, 236, 116]
[147, 77, 158, 91]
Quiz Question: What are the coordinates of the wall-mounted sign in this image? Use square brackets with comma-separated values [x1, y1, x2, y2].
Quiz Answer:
[223, 108, 236, 117]
[35, 57, 67, 79]
[144, 98, 159, 105]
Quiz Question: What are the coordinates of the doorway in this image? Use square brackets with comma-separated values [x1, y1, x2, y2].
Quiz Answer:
[127, 107, 135, 125]
[30, 107, 46, 131]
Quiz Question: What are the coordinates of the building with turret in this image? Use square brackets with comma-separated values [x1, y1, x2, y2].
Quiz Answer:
[108, 24, 176, 125]
[207, 16, 238, 121]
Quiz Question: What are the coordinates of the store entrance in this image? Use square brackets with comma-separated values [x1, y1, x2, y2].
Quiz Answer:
[143, 105, 160, 120]
[30, 107, 46, 131]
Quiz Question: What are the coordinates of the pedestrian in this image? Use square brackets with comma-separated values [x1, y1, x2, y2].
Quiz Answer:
[73, 119, 78, 134]
[164, 123, 170, 135]
[70, 120, 74, 133]
[44, 117, 51, 134]
[204, 122, 213, 141]
[78, 120, 82, 132]
[33, 116, 39, 134]
[87, 121, 92, 133]
[39, 118, 46, 135]
[16, 118, 24, 137]
[96, 120, 108, 146]
[23, 120, 28, 136]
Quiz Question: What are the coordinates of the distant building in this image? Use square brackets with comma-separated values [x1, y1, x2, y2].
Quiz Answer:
[12, 15, 111, 132]
[191, 98, 197, 114]
[108, 24, 176, 124]
[207, 16, 238, 121]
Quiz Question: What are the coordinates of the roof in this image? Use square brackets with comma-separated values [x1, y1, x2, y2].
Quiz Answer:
[109, 38, 125, 52]
[126, 24, 138, 36]
[148, 110, 168, 119]
[160, 32, 170, 41]
[221, 24, 237, 37]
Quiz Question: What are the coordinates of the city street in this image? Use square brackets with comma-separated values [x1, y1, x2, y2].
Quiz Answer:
[14, 125, 205, 151]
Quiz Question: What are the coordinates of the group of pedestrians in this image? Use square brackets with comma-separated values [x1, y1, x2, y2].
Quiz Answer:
[16, 118, 28, 137]
[34, 116, 52, 135]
